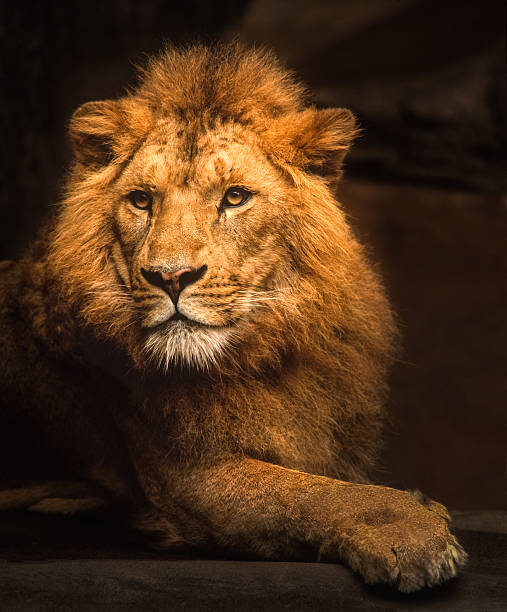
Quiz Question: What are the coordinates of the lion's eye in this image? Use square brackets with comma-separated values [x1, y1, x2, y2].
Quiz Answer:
[222, 187, 252, 208]
[127, 190, 152, 210]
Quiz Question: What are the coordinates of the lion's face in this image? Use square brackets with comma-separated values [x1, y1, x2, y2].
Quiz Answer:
[110, 119, 298, 369]
[52, 45, 359, 373]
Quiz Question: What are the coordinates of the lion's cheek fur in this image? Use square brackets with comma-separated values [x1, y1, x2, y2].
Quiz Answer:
[46, 171, 136, 343]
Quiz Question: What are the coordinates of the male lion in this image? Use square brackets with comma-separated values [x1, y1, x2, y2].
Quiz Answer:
[0, 43, 465, 591]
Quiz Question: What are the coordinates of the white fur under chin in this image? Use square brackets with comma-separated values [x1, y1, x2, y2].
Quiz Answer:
[143, 322, 235, 372]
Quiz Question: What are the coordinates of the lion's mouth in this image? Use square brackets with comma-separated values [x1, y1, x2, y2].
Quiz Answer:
[142, 305, 238, 332]
[165, 312, 209, 328]
[159, 310, 233, 330]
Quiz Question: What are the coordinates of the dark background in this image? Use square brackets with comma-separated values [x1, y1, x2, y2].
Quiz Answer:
[1, 0, 506, 510]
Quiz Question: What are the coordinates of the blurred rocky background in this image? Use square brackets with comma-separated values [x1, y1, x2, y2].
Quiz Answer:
[230, 0, 506, 193]
[1, 0, 506, 510]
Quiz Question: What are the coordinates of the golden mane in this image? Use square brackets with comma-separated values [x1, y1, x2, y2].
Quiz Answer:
[45, 43, 396, 479]
[138, 43, 307, 123]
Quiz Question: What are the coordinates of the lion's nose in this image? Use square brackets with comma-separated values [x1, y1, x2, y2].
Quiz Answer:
[141, 265, 207, 305]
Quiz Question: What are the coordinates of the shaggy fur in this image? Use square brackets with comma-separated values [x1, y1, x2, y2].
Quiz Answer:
[0, 43, 465, 592]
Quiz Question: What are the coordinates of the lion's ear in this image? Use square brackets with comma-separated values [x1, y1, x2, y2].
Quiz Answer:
[69, 100, 123, 166]
[269, 107, 359, 184]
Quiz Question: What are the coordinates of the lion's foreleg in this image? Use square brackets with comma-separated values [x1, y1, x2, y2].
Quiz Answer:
[136, 456, 466, 592]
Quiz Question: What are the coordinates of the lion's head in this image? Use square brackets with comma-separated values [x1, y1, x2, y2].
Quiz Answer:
[48, 43, 391, 377]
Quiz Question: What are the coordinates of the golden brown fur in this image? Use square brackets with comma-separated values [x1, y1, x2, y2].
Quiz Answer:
[0, 43, 465, 591]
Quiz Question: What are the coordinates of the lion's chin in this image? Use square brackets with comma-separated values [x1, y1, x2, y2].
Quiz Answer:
[142, 320, 235, 372]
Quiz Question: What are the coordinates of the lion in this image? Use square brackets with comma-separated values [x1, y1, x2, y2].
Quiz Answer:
[0, 43, 465, 592]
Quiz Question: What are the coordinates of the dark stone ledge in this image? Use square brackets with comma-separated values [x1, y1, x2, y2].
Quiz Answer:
[0, 510, 505, 611]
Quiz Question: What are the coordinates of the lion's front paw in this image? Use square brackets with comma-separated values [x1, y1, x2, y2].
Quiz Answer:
[321, 490, 467, 592]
